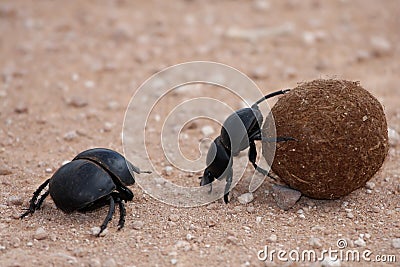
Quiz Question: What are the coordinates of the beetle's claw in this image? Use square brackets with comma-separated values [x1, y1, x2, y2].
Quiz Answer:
[223, 193, 229, 204]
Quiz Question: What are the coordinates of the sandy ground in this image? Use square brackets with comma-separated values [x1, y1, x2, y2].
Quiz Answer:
[0, 0, 399, 266]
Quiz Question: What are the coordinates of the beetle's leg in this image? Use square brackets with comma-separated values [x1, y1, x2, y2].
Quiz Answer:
[200, 171, 214, 193]
[20, 179, 50, 218]
[248, 141, 270, 176]
[223, 167, 233, 204]
[98, 197, 115, 236]
[112, 194, 126, 230]
[35, 190, 50, 210]
[117, 200, 126, 230]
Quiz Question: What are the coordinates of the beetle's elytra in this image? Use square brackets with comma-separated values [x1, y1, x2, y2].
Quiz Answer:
[20, 148, 150, 236]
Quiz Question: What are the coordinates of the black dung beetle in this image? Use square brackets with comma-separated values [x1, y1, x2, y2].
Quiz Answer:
[20, 148, 150, 236]
[200, 89, 295, 203]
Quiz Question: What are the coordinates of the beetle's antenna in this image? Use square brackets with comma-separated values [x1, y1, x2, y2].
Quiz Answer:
[252, 89, 290, 108]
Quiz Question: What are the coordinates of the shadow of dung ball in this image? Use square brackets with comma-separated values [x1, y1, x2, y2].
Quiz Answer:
[262, 79, 388, 199]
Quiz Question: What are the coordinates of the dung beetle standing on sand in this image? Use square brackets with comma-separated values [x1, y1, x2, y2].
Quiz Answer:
[20, 148, 150, 236]
[200, 89, 295, 203]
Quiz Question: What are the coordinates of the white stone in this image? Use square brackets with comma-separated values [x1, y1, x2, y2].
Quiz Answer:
[201, 126, 215, 137]
[237, 193, 254, 204]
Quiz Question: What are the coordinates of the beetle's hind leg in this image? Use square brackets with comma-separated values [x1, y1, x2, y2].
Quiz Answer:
[98, 196, 115, 236]
[20, 179, 50, 218]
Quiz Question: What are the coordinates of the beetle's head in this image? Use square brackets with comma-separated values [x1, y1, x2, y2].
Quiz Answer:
[199, 169, 214, 186]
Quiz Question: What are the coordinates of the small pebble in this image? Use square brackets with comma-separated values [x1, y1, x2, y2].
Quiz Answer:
[7, 196, 23, 206]
[370, 36, 392, 57]
[84, 80, 95, 88]
[392, 238, 400, 249]
[372, 206, 380, 213]
[14, 103, 28, 114]
[45, 168, 53, 173]
[186, 121, 198, 129]
[164, 166, 173, 176]
[71, 73, 79, 81]
[88, 258, 101, 267]
[268, 234, 277, 242]
[10, 237, 21, 248]
[253, 0, 270, 11]
[132, 220, 144, 230]
[249, 66, 269, 79]
[246, 206, 255, 213]
[237, 192, 254, 204]
[297, 209, 304, 214]
[207, 218, 216, 227]
[102, 258, 117, 267]
[66, 96, 88, 108]
[34, 227, 48, 240]
[355, 49, 371, 62]
[283, 67, 297, 79]
[321, 256, 341, 267]
[272, 184, 301, 210]
[365, 182, 375, 190]
[90, 226, 107, 237]
[0, 167, 12, 175]
[388, 128, 400, 146]
[169, 214, 180, 222]
[346, 212, 354, 219]
[354, 237, 366, 247]
[73, 248, 87, 257]
[63, 130, 78, 141]
[175, 240, 191, 251]
[54, 253, 78, 264]
[170, 258, 178, 265]
[309, 237, 322, 248]
[107, 101, 119, 110]
[226, 235, 239, 245]
[103, 122, 113, 132]
[201, 125, 215, 137]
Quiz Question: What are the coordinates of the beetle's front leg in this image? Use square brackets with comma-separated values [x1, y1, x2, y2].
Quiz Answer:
[223, 167, 233, 204]
[248, 141, 270, 176]
[111, 194, 126, 230]
[20, 179, 51, 218]
[98, 196, 115, 236]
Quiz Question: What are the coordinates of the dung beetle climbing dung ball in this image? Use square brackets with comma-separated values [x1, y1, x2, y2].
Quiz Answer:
[200, 89, 295, 203]
[262, 79, 389, 199]
[20, 148, 150, 236]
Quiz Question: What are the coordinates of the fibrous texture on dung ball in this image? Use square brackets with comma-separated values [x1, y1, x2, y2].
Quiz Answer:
[262, 79, 388, 199]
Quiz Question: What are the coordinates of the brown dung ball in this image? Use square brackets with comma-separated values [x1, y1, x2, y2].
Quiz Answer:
[262, 79, 388, 199]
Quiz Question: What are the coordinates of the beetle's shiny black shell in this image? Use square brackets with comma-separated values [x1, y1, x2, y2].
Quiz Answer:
[74, 148, 137, 186]
[49, 159, 116, 213]
[220, 107, 263, 153]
